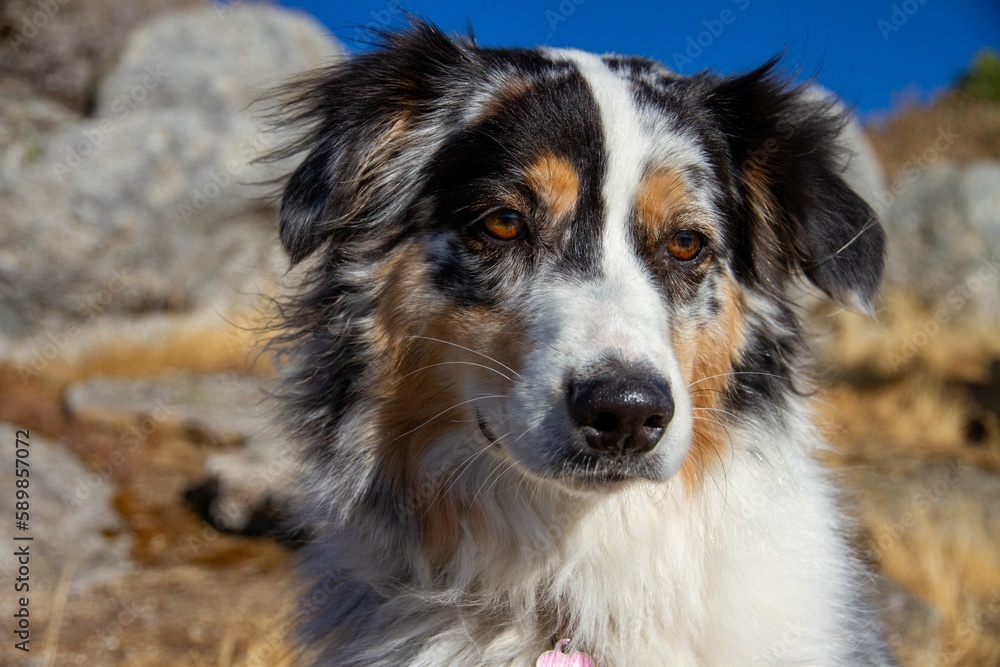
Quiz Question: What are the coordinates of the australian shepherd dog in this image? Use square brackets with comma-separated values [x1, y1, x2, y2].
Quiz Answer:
[271, 22, 896, 666]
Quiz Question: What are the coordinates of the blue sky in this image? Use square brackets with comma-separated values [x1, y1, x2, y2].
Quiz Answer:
[277, 0, 999, 119]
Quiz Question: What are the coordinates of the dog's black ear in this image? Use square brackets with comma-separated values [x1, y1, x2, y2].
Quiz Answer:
[279, 147, 335, 264]
[273, 22, 470, 265]
[705, 62, 884, 313]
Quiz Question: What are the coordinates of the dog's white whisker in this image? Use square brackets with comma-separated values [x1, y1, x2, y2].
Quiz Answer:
[690, 405, 752, 426]
[392, 394, 507, 442]
[399, 360, 514, 383]
[686, 370, 792, 388]
[408, 336, 521, 378]
[434, 430, 512, 504]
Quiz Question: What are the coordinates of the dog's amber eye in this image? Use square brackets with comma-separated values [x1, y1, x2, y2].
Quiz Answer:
[482, 210, 527, 241]
[666, 230, 704, 261]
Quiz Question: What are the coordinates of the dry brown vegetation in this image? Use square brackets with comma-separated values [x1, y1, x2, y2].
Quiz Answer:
[809, 89, 1000, 662]
[0, 309, 300, 666]
[814, 298, 1000, 665]
[867, 92, 1000, 182]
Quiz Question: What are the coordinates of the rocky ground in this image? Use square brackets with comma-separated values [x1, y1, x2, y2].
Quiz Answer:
[1, 3, 999, 665]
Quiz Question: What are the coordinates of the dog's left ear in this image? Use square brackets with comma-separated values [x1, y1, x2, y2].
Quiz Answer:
[705, 62, 885, 313]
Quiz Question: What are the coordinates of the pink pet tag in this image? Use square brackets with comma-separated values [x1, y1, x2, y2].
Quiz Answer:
[536, 639, 595, 667]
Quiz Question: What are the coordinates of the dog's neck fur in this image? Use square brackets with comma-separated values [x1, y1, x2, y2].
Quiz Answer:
[300, 399, 873, 666]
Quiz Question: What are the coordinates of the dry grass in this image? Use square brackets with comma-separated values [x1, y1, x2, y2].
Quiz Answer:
[814, 270, 1000, 665]
[10, 304, 279, 387]
[866, 92, 1000, 182]
[814, 291, 1000, 383]
[818, 376, 973, 455]
[850, 460, 1000, 667]
[811, 285, 1000, 465]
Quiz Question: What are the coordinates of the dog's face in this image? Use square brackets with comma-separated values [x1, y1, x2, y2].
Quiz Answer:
[278, 25, 883, 501]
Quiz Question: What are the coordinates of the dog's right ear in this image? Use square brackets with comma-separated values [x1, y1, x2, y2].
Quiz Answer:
[275, 22, 470, 264]
[279, 147, 336, 265]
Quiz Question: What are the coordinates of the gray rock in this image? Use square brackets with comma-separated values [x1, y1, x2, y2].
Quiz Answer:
[0, 0, 204, 113]
[839, 117, 889, 217]
[0, 424, 133, 591]
[66, 372, 276, 443]
[0, 80, 78, 165]
[0, 108, 279, 339]
[0, 5, 342, 344]
[882, 162, 1000, 325]
[96, 4, 340, 118]
[200, 449, 298, 534]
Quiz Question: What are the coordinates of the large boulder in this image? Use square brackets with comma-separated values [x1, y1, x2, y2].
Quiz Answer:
[0, 0, 205, 113]
[0, 5, 341, 344]
[0, 109, 278, 339]
[882, 162, 1000, 326]
[96, 4, 338, 117]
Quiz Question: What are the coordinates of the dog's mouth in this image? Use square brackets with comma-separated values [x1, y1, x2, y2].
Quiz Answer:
[477, 410, 502, 446]
[479, 409, 664, 487]
[556, 450, 664, 486]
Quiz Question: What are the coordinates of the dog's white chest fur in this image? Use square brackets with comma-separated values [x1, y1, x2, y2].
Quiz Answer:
[381, 420, 863, 667]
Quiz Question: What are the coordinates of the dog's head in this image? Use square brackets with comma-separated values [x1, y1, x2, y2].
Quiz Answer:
[277, 24, 882, 503]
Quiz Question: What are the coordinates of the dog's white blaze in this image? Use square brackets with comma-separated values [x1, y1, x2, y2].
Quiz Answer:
[525, 50, 693, 476]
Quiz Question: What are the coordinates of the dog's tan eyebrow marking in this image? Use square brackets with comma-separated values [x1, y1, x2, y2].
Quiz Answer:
[635, 167, 691, 241]
[526, 152, 580, 221]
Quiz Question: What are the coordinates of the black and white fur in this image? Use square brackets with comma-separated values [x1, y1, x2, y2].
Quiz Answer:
[271, 23, 895, 667]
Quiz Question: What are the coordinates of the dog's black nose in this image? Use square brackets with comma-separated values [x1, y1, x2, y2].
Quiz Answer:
[568, 373, 674, 456]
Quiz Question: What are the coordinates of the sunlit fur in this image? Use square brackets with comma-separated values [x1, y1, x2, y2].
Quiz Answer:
[271, 23, 895, 667]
